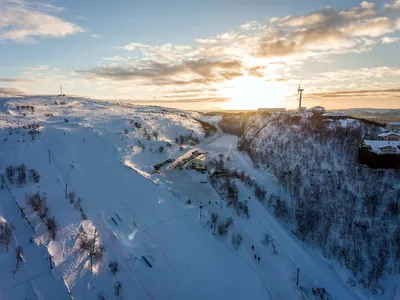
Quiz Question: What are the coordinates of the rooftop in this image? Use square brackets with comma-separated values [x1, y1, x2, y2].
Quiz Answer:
[362, 140, 400, 154]
[379, 132, 400, 137]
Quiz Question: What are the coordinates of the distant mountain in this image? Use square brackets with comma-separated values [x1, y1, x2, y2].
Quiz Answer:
[337, 108, 400, 123]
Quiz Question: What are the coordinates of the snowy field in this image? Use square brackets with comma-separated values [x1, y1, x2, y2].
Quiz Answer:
[0, 96, 378, 300]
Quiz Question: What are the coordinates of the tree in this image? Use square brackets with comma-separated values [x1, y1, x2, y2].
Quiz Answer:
[159, 145, 165, 153]
[46, 217, 58, 240]
[152, 130, 159, 140]
[16, 164, 26, 185]
[210, 213, 219, 233]
[6, 165, 15, 183]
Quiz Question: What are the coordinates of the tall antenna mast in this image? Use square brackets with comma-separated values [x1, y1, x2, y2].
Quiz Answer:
[60, 82, 63, 96]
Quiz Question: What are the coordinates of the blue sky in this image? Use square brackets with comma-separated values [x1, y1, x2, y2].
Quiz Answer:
[1, 0, 400, 109]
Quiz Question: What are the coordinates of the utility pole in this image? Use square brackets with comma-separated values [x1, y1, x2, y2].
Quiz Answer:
[49, 255, 53, 269]
[296, 268, 300, 286]
[60, 82, 63, 95]
[65, 183, 68, 198]
[91, 228, 97, 271]
[48, 150, 51, 164]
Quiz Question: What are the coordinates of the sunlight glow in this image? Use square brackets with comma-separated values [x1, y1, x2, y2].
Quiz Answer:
[221, 76, 288, 110]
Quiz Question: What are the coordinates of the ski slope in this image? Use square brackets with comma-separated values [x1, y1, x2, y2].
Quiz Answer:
[0, 96, 370, 299]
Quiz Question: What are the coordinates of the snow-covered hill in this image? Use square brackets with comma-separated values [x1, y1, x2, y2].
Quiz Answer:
[0, 96, 392, 300]
[231, 112, 400, 298]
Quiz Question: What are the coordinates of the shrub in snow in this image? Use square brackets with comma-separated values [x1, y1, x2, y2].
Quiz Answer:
[217, 217, 233, 236]
[123, 129, 128, 135]
[27, 192, 48, 218]
[46, 217, 58, 240]
[152, 130, 159, 140]
[186, 199, 191, 205]
[0, 221, 13, 252]
[231, 233, 243, 250]
[97, 293, 106, 300]
[6, 166, 15, 183]
[64, 118, 69, 122]
[114, 281, 122, 296]
[261, 233, 270, 246]
[109, 261, 119, 275]
[28, 169, 40, 183]
[158, 145, 164, 153]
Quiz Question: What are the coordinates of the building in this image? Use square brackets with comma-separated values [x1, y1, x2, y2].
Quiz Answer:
[387, 122, 400, 132]
[359, 140, 400, 169]
[258, 108, 286, 112]
[311, 106, 326, 114]
[378, 132, 400, 141]
[186, 159, 207, 171]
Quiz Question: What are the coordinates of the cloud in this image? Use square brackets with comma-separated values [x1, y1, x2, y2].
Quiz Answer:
[384, 0, 400, 11]
[79, 58, 244, 84]
[0, 0, 84, 42]
[344, 17, 394, 37]
[0, 87, 26, 95]
[381, 36, 400, 43]
[278, 13, 330, 27]
[0, 77, 32, 82]
[309, 88, 400, 98]
[92, 34, 100, 38]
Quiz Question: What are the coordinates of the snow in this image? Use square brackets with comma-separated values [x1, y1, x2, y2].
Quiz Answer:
[0, 96, 375, 300]
[322, 112, 347, 117]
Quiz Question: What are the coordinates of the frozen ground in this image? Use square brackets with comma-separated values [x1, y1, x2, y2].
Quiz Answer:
[0, 96, 378, 300]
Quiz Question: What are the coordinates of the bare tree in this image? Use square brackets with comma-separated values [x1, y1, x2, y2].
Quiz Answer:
[46, 217, 57, 240]
[0, 222, 13, 251]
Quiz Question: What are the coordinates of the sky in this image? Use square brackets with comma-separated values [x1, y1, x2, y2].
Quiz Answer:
[1, 0, 400, 110]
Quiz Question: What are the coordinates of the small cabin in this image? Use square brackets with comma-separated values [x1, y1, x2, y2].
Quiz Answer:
[378, 132, 400, 141]
[186, 159, 207, 171]
[387, 122, 400, 132]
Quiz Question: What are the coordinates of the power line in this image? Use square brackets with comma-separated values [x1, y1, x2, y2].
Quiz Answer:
[0, 270, 51, 292]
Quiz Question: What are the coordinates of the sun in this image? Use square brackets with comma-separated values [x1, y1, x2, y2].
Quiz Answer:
[221, 76, 287, 110]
